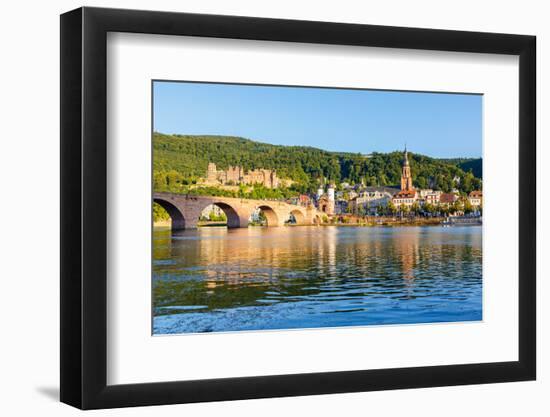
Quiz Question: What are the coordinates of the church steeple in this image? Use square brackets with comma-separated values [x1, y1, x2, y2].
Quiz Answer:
[400, 145, 414, 191]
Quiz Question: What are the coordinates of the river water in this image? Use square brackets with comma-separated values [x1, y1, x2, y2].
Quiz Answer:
[153, 225, 482, 334]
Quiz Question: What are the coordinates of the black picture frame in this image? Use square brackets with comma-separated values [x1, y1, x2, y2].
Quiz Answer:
[60, 6, 536, 410]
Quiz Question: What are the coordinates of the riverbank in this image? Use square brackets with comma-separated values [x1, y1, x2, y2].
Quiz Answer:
[328, 216, 446, 227]
[154, 216, 480, 228]
[153, 220, 171, 227]
[325, 215, 481, 227]
[153, 220, 229, 228]
[153, 220, 448, 228]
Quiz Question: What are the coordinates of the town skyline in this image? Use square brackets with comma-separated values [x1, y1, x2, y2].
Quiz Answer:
[193, 147, 482, 218]
[153, 81, 482, 158]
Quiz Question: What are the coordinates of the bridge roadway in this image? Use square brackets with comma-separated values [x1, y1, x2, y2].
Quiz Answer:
[153, 192, 323, 230]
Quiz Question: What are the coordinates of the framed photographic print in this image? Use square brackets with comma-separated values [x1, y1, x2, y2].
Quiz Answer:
[60, 7, 536, 409]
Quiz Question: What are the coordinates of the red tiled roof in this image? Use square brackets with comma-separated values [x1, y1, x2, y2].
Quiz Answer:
[394, 190, 416, 198]
[440, 193, 457, 203]
[469, 191, 483, 198]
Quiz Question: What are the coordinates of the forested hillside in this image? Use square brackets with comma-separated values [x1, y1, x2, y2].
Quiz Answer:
[457, 159, 482, 178]
[153, 133, 482, 194]
[439, 158, 482, 179]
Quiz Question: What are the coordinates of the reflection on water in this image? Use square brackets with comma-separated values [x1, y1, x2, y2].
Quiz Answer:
[153, 226, 482, 334]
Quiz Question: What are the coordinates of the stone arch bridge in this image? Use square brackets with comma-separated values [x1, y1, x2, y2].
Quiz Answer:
[154, 192, 323, 230]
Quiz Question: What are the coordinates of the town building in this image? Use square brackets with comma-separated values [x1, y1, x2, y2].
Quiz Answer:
[350, 187, 397, 215]
[439, 192, 459, 206]
[416, 189, 442, 206]
[392, 147, 419, 208]
[392, 190, 417, 208]
[204, 162, 280, 188]
[347, 190, 359, 200]
[468, 190, 483, 207]
[335, 199, 349, 215]
[288, 194, 311, 207]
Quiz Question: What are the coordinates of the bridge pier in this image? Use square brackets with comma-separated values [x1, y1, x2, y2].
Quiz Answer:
[171, 218, 187, 230]
[232, 214, 251, 228]
[182, 218, 198, 229]
[226, 214, 250, 228]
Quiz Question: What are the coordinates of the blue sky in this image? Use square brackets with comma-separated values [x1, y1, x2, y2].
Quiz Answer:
[153, 81, 482, 158]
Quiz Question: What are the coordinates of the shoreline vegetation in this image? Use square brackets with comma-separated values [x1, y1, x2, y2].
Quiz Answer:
[154, 216, 478, 229]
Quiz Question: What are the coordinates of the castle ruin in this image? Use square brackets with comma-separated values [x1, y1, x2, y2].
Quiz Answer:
[205, 162, 280, 188]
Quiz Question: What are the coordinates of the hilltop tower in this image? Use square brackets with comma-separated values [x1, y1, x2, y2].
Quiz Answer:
[400, 146, 414, 191]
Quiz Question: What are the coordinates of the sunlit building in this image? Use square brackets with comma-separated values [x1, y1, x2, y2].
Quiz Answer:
[468, 190, 483, 207]
[392, 147, 419, 208]
[351, 187, 396, 214]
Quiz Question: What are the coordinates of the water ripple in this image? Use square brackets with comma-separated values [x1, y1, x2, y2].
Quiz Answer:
[153, 226, 482, 334]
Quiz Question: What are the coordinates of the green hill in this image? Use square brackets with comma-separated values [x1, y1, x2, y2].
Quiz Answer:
[153, 133, 482, 194]
[458, 159, 482, 178]
[439, 158, 482, 178]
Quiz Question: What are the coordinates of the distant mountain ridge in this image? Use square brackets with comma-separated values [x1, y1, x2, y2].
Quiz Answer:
[153, 133, 482, 193]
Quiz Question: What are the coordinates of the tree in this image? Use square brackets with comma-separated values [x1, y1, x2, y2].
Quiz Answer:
[453, 200, 464, 214]
[153, 202, 170, 222]
[153, 172, 167, 191]
[209, 210, 227, 222]
[463, 199, 473, 214]
[424, 202, 435, 215]
[166, 170, 183, 188]
[416, 176, 427, 189]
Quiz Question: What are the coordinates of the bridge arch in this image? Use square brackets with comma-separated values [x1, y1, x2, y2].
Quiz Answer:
[256, 205, 280, 227]
[288, 209, 306, 225]
[208, 201, 242, 228]
[153, 198, 186, 230]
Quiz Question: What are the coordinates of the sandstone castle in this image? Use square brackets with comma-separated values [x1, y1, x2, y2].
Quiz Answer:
[204, 162, 280, 188]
